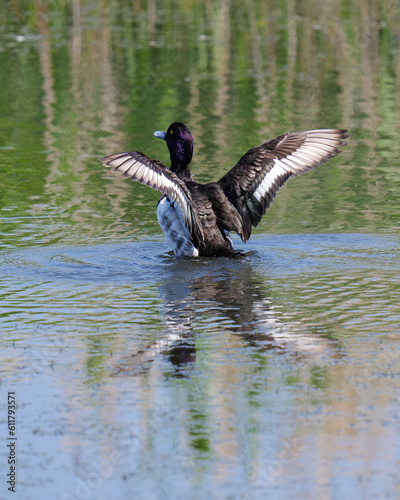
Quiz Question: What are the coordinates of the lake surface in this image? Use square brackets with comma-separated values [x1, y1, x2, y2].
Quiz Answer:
[1, 1, 400, 499]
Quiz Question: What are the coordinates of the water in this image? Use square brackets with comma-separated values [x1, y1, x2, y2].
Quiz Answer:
[1, 1, 400, 499]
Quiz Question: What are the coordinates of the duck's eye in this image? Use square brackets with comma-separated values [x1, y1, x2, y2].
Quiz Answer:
[170, 130, 173, 135]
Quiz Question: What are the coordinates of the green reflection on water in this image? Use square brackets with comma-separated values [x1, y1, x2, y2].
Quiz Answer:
[0, 0, 399, 250]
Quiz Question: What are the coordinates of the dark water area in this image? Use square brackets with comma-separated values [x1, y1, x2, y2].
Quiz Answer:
[1, 1, 400, 499]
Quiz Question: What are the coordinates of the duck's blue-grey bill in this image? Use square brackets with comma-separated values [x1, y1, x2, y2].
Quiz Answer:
[154, 130, 166, 140]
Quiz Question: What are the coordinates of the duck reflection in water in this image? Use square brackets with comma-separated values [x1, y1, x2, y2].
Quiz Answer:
[112, 258, 336, 376]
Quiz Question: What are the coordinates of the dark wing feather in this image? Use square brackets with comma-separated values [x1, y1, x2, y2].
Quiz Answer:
[218, 129, 348, 241]
[100, 151, 200, 242]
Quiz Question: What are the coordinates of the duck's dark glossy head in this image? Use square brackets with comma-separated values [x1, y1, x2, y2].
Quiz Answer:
[154, 122, 193, 173]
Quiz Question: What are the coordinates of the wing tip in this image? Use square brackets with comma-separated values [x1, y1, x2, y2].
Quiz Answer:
[308, 128, 349, 140]
[338, 129, 349, 144]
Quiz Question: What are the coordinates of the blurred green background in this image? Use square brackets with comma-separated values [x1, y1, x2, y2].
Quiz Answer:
[1, 0, 400, 250]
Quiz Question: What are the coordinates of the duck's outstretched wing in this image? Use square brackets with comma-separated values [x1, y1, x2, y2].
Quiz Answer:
[218, 129, 348, 242]
[101, 151, 202, 242]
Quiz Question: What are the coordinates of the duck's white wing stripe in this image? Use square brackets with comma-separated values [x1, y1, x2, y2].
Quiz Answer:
[252, 129, 348, 209]
[253, 161, 288, 203]
[100, 151, 194, 239]
[279, 156, 306, 172]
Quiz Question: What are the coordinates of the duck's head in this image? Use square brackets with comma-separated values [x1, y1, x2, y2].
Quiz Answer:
[154, 122, 193, 172]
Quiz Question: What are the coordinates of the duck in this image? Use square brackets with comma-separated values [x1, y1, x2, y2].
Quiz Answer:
[101, 122, 348, 257]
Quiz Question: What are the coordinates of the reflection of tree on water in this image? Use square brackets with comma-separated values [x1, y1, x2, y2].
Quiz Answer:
[112, 256, 336, 375]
